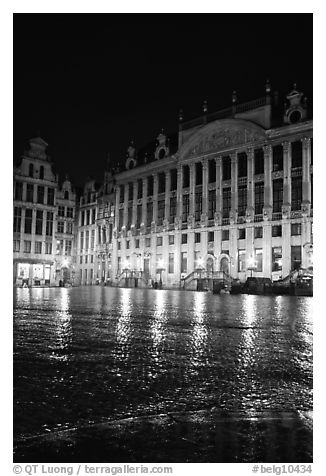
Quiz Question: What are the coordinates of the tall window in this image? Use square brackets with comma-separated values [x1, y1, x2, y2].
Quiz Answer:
[127, 206, 132, 229]
[118, 208, 124, 230]
[181, 252, 187, 273]
[47, 187, 54, 205]
[14, 207, 22, 233]
[65, 240, 72, 256]
[29, 163, 34, 178]
[147, 176, 154, 196]
[222, 156, 231, 180]
[66, 207, 73, 218]
[208, 159, 215, 183]
[195, 162, 202, 185]
[169, 197, 176, 223]
[13, 240, 20, 252]
[128, 182, 133, 201]
[85, 231, 89, 250]
[255, 248, 263, 272]
[80, 231, 84, 251]
[15, 182, 23, 201]
[34, 241, 42, 254]
[238, 152, 247, 177]
[58, 206, 65, 217]
[291, 246, 302, 270]
[46, 212, 53, 236]
[291, 177, 302, 211]
[64, 190, 69, 200]
[119, 185, 124, 203]
[238, 250, 246, 272]
[137, 179, 143, 199]
[24, 209, 33, 234]
[37, 186, 44, 204]
[182, 194, 189, 222]
[45, 242, 52, 254]
[222, 187, 231, 218]
[24, 240, 31, 253]
[195, 191, 202, 221]
[254, 149, 264, 175]
[238, 185, 247, 216]
[254, 182, 264, 215]
[39, 166, 44, 180]
[208, 189, 216, 219]
[92, 209, 96, 223]
[136, 204, 142, 228]
[57, 221, 64, 233]
[91, 230, 95, 249]
[170, 169, 177, 190]
[146, 202, 153, 227]
[158, 173, 165, 193]
[291, 141, 302, 168]
[168, 253, 174, 274]
[26, 183, 34, 202]
[273, 179, 283, 212]
[157, 200, 165, 225]
[183, 165, 190, 188]
[86, 210, 90, 225]
[272, 247, 282, 272]
[35, 210, 43, 235]
[273, 145, 283, 171]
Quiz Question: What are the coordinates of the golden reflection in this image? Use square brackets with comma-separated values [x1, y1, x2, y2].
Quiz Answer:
[191, 292, 208, 363]
[51, 288, 72, 361]
[151, 291, 168, 356]
[116, 288, 132, 352]
[243, 294, 257, 325]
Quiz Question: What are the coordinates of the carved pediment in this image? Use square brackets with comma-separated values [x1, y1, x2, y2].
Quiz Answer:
[181, 119, 266, 159]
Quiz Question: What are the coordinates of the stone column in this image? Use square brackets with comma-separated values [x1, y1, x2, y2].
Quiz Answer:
[202, 158, 208, 216]
[246, 148, 254, 219]
[230, 152, 238, 216]
[141, 177, 148, 225]
[189, 162, 195, 216]
[263, 144, 273, 218]
[282, 141, 291, 209]
[152, 173, 158, 223]
[176, 165, 183, 220]
[164, 170, 171, 223]
[132, 180, 138, 227]
[123, 185, 128, 228]
[216, 156, 222, 216]
[302, 137, 311, 205]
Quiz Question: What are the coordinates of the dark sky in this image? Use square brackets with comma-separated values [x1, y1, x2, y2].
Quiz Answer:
[14, 13, 312, 187]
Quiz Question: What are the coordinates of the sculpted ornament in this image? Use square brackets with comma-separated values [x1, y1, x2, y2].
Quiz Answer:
[185, 127, 264, 158]
[245, 207, 254, 223]
[174, 216, 181, 230]
[282, 204, 291, 219]
[263, 206, 272, 221]
[214, 211, 222, 226]
[229, 209, 236, 225]
[187, 214, 194, 229]
[301, 202, 310, 217]
[200, 213, 208, 227]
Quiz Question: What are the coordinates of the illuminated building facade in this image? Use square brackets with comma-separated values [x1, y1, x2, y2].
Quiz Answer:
[109, 84, 313, 289]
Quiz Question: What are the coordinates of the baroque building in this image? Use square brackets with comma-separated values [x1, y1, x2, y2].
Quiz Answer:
[107, 84, 313, 289]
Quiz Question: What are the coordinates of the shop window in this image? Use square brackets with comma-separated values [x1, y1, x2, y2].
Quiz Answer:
[195, 232, 201, 243]
[208, 231, 214, 242]
[157, 236, 163, 246]
[272, 247, 282, 271]
[238, 228, 246, 240]
[181, 234, 188, 244]
[238, 250, 246, 272]
[255, 248, 263, 272]
[222, 230, 229, 241]
[169, 235, 175, 245]
[291, 223, 302, 236]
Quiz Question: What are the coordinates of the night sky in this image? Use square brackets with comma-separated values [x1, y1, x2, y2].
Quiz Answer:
[14, 13, 312, 187]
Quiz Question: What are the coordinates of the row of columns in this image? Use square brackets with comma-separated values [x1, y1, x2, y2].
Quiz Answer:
[114, 138, 312, 230]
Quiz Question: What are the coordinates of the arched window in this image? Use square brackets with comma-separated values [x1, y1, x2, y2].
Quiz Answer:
[64, 191, 69, 200]
[29, 163, 34, 177]
[39, 166, 44, 179]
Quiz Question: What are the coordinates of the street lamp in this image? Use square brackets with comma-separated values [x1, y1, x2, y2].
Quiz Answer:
[196, 257, 205, 291]
[247, 256, 256, 278]
[157, 259, 165, 288]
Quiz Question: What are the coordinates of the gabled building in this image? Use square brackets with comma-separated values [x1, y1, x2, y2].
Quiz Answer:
[13, 138, 58, 286]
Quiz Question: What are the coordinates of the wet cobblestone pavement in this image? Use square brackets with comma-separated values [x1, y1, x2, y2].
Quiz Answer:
[13, 287, 313, 462]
